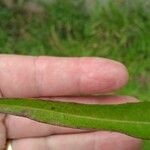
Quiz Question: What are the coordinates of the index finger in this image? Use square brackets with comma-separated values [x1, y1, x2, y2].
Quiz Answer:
[0, 55, 128, 97]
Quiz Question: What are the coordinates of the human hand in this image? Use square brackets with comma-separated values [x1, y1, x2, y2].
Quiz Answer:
[0, 55, 142, 150]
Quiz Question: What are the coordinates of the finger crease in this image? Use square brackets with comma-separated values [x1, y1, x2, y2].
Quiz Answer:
[33, 56, 41, 97]
[77, 58, 82, 95]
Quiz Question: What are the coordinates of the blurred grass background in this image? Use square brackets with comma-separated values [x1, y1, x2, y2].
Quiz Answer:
[0, 0, 150, 149]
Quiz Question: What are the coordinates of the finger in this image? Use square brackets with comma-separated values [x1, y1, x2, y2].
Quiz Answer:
[46, 95, 138, 104]
[11, 132, 142, 150]
[5, 96, 137, 139]
[0, 55, 128, 97]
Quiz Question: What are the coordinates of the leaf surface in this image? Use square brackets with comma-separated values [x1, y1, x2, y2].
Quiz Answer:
[0, 98, 149, 139]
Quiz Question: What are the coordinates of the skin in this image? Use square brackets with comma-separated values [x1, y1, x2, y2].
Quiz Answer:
[0, 55, 142, 150]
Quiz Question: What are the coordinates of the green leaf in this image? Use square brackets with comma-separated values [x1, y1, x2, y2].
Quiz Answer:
[0, 98, 149, 139]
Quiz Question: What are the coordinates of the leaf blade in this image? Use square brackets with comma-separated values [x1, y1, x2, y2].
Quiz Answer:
[0, 98, 149, 139]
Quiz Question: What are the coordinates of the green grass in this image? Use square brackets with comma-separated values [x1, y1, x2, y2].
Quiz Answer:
[0, 0, 150, 149]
